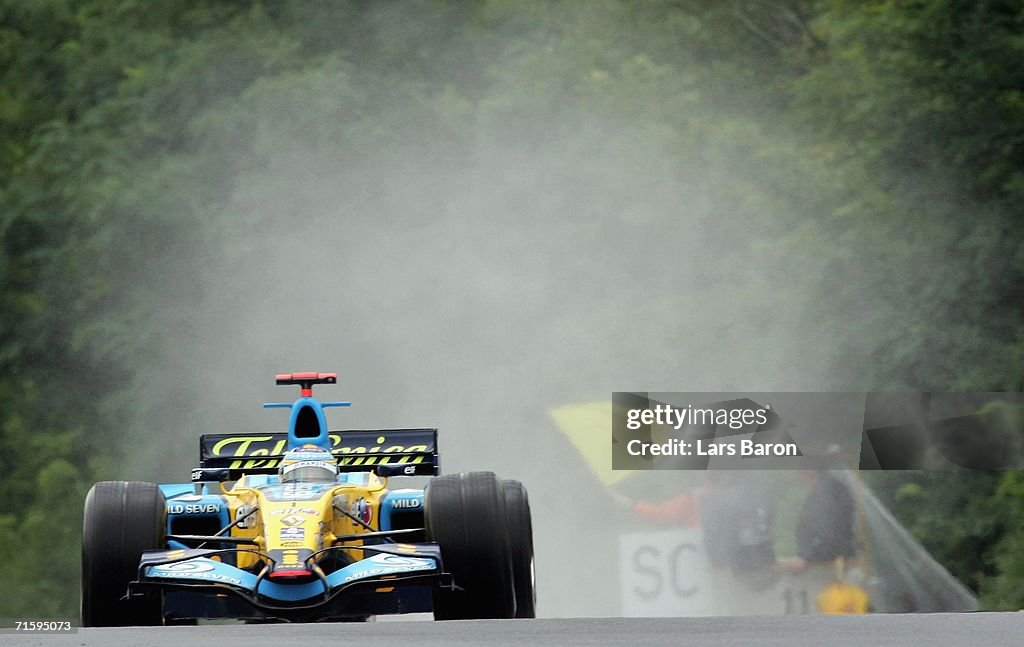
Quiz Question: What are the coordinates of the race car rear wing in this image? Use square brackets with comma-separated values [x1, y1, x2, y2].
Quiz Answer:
[193, 428, 439, 481]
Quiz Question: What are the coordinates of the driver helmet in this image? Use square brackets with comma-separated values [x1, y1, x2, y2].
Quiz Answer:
[279, 444, 338, 483]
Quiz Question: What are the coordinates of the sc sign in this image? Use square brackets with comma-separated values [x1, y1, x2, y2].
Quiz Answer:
[619, 530, 715, 617]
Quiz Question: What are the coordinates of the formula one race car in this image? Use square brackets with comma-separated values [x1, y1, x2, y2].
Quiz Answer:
[81, 373, 535, 625]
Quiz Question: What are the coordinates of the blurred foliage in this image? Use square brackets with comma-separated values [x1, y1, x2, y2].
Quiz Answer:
[1, 0, 1023, 615]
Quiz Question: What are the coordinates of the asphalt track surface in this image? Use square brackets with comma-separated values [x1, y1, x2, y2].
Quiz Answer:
[6, 614, 1022, 647]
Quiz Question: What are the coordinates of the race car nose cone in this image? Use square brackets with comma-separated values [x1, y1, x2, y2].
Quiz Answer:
[267, 568, 313, 580]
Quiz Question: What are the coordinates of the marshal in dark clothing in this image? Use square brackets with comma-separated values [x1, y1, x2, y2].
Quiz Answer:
[796, 473, 858, 564]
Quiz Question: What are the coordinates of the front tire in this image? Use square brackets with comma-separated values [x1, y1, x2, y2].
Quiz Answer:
[503, 479, 536, 618]
[425, 471, 515, 620]
[81, 481, 166, 626]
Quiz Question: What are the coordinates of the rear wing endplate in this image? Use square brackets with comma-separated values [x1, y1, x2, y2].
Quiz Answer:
[194, 428, 439, 480]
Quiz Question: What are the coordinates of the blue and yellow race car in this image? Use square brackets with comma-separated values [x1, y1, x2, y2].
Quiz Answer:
[81, 372, 535, 625]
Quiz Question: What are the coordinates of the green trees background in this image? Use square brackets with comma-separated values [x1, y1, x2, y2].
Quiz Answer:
[1, 0, 1022, 615]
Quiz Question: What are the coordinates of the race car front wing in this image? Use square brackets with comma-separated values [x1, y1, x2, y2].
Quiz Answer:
[129, 543, 449, 622]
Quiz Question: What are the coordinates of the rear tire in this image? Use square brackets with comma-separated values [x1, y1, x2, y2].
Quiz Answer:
[425, 471, 515, 620]
[503, 479, 536, 618]
[81, 481, 166, 627]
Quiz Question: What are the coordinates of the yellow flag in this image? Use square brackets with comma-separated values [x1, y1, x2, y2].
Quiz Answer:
[551, 402, 633, 487]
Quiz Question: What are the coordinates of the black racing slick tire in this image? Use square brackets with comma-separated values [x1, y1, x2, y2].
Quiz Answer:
[503, 479, 536, 618]
[425, 471, 515, 620]
[81, 481, 166, 627]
